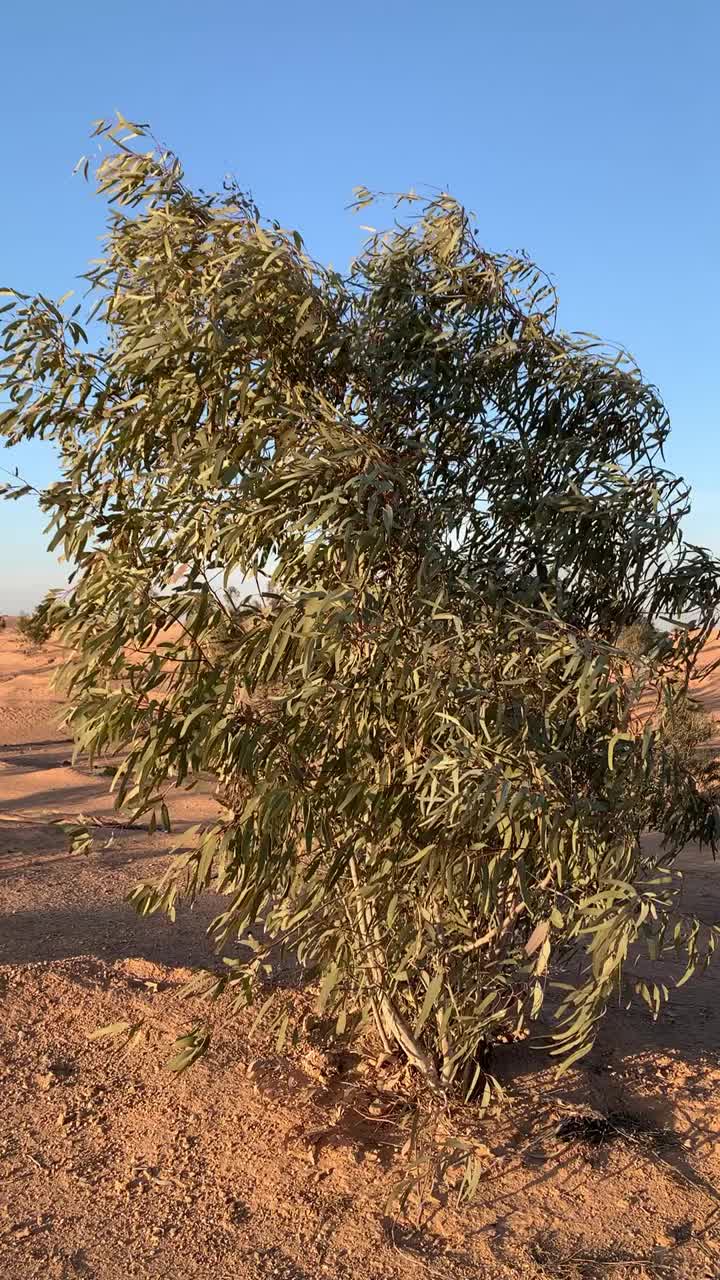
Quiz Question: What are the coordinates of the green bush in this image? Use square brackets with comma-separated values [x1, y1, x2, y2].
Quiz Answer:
[2, 117, 720, 1102]
[16, 594, 57, 646]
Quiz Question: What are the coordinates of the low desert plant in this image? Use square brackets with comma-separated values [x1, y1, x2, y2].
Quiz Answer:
[2, 117, 720, 1101]
[642, 688, 719, 829]
[661, 690, 715, 759]
[615, 617, 663, 659]
[16, 593, 58, 646]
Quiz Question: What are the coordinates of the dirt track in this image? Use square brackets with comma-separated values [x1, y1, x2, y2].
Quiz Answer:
[2, 620, 720, 1279]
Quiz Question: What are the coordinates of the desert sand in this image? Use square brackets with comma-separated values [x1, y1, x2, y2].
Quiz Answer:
[2, 618, 720, 1279]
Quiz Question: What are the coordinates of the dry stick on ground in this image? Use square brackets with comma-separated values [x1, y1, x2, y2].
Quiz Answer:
[0, 811, 152, 831]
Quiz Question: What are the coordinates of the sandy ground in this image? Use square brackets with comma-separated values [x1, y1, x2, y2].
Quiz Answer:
[2, 619, 720, 1279]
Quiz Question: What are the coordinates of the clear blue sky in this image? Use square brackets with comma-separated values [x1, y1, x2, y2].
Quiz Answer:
[1, 0, 718, 611]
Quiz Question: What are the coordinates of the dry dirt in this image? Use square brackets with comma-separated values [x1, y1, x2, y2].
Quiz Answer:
[2, 619, 720, 1280]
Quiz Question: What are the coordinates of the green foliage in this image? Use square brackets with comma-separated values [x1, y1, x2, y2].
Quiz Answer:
[16, 592, 59, 646]
[2, 116, 720, 1097]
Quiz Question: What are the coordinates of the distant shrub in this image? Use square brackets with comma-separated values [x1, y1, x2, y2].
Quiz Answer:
[616, 617, 664, 658]
[203, 606, 266, 666]
[17, 593, 58, 646]
[643, 690, 719, 829]
[661, 690, 715, 761]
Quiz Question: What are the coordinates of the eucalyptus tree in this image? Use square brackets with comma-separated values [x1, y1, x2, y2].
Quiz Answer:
[2, 116, 719, 1094]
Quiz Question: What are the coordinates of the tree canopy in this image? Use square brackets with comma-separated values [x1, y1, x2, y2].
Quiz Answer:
[2, 116, 719, 1094]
